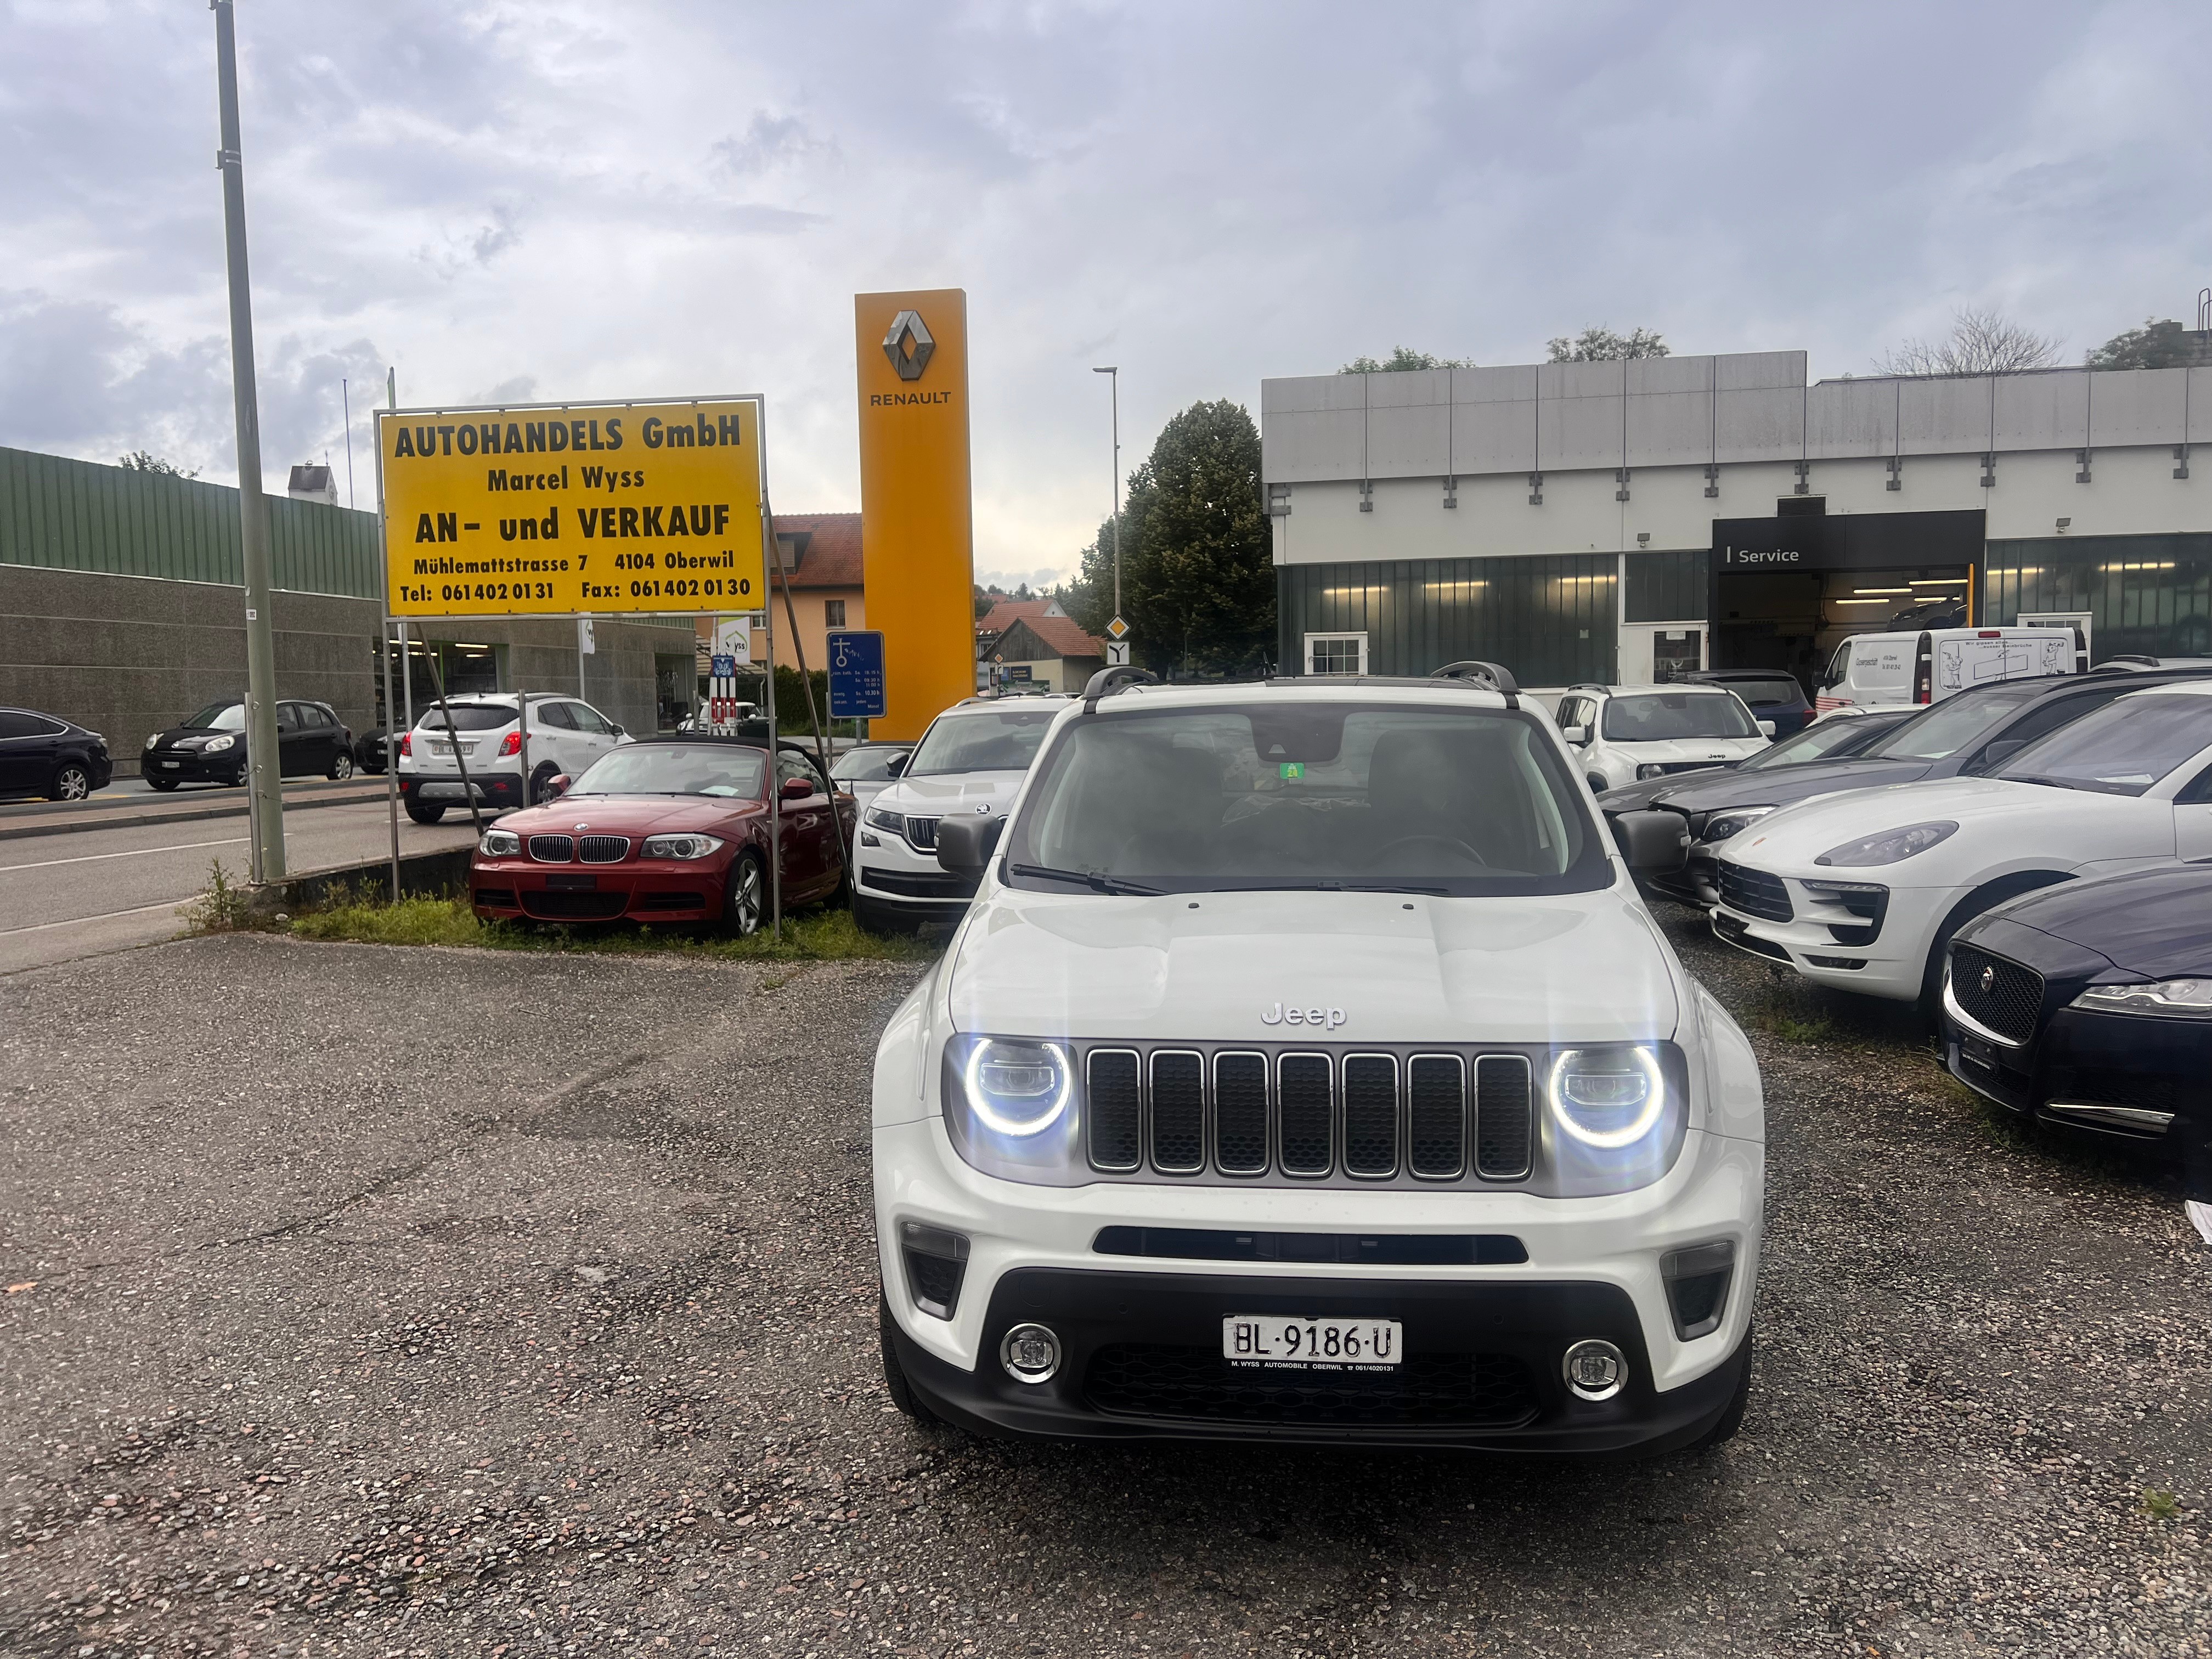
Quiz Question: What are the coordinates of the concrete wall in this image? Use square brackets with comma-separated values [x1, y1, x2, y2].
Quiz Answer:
[1, 564, 699, 772]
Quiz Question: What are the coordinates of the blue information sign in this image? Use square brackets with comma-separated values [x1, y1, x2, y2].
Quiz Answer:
[709, 653, 737, 678]
[827, 630, 887, 720]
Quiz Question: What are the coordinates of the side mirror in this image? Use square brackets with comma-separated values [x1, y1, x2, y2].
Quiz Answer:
[780, 775, 815, 800]
[1757, 719, 1776, 737]
[1609, 809, 1689, 873]
[884, 751, 912, 778]
[548, 774, 571, 798]
[609, 724, 625, 737]
[1561, 724, 1589, 746]
[1979, 738, 2027, 768]
[935, 814, 1007, 879]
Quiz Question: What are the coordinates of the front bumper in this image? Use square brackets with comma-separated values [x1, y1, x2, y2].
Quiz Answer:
[471, 855, 727, 923]
[854, 830, 978, 915]
[876, 1113, 1760, 1452]
[889, 1266, 1750, 1453]
[144, 749, 245, 782]
[1711, 884, 1933, 1002]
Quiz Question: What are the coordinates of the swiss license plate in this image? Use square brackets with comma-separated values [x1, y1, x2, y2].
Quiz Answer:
[1957, 1033, 1996, 1074]
[1222, 1315, 1402, 1370]
[159, 760, 180, 769]
[430, 740, 473, 757]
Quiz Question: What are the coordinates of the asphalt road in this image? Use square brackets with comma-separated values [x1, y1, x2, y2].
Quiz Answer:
[1, 918, 2207, 1657]
[0, 802, 473, 976]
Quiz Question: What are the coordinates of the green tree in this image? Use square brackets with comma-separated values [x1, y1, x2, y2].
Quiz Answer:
[1339, 346, 1474, 374]
[2087, 318, 2212, 370]
[1061, 400, 1274, 676]
[117, 449, 200, 479]
[1546, 326, 1670, 362]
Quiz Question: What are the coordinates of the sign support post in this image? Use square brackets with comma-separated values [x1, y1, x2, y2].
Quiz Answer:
[380, 373, 401, 901]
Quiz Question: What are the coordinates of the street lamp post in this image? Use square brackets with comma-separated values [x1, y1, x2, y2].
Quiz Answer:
[1092, 365, 1120, 620]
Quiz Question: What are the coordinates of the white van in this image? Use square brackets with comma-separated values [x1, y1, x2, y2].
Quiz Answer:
[1814, 627, 2076, 715]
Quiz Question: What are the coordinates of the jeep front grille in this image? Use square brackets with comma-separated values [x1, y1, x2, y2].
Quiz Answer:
[1077, 1042, 1538, 1188]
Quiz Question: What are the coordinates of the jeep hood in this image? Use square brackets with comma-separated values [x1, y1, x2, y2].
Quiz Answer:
[944, 885, 1680, 1045]
[1613, 736, 1767, 766]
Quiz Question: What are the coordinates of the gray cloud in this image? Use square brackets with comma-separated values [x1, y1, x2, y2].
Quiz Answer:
[5, 0, 2209, 583]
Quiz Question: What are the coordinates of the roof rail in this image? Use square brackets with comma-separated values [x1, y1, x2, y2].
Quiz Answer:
[1431, 660, 1521, 708]
[1081, 665, 1160, 710]
[1564, 681, 1611, 693]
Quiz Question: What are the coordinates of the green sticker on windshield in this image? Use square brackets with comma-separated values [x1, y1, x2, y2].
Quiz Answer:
[1278, 761, 1305, 780]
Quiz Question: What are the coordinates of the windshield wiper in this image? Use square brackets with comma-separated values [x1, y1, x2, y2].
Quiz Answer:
[2007, 774, 2082, 791]
[1211, 879, 1452, 895]
[1007, 863, 1163, 896]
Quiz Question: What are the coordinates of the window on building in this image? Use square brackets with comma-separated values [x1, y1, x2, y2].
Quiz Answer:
[825, 599, 847, 629]
[1305, 633, 1367, 676]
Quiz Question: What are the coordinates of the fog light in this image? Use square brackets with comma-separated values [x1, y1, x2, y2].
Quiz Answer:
[1562, 1338, 1628, 1401]
[1000, 1323, 1062, 1385]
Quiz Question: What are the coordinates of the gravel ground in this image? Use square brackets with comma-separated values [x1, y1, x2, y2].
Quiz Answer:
[2, 918, 2208, 1658]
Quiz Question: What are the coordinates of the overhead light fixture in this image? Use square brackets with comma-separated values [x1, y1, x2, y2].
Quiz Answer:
[453, 642, 492, 650]
[1852, 588, 1910, 596]
[1636, 532, 1651, 547]
[1833, 598, 1895, 606]
[1908, 578, 1967, 587]
[2101, 561, 2176, 572]
[2055, 517, 2072, 533]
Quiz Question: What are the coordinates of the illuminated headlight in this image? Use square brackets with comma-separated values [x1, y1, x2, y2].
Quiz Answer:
[640, 833, 724, 860]
[866, 805, 906, 836]
[1814, 820, 1956, 867]
[1701, 806, 1774, 843]
[205, 734, 236, 753]
[478, 828, 521, 857]
[1543, 1043, 1686, 1195]
[941, 1035, 1081, 1182]
[2072, 978, 2212, 1018]
[143, 732, 160, 750]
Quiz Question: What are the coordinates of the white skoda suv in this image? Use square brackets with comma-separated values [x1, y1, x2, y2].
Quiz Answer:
[851, 695, 1071, 934]
[871, 664, 1764, 1453]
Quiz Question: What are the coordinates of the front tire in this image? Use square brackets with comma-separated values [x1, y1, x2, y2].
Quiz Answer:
[852, 894, 918, 936]
[328, 750, 355, 781]
[49, 763, 92, 802]
[879, 1296, 936, 1424]
[529, 761, 559, 805]
[1685, 1328, 1754, 1452]
[723, 851, 765, 938]
[145, 775, 180, 793]
[404, 800, 447, 825]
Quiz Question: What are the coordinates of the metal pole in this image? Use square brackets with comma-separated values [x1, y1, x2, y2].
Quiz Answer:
[578, 617, 589, 699]
[517, 689, 532, 810]
[770, 486, 845, 891]
[757, 407, 782, 940]
[426, 646, 488, 843]
[342, 377, 356, 509]
[1094, 365, 1121, 619]
[379, 371, 399, 901]
[213, 0, 284, 881]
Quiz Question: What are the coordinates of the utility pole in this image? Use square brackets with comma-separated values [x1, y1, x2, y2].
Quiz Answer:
[1092, 365, 1121, 619]
[213, 0, 284, 881]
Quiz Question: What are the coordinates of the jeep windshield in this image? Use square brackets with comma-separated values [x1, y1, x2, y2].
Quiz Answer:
[905, 707, 1058, 776]
[1601, 693, 1757, 741]
[1003, 703, 1610, 897]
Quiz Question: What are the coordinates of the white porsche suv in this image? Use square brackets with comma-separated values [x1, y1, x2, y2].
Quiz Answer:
[851, 695, 1071, 934]
[871, 665, 1764, 1454]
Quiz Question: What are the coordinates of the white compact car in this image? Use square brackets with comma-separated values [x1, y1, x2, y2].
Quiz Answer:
[871, 664, 1764, 1454]
[398, 693, 630, 824]
[851, 696, 1071, 933]
[1552, 684, 1773, 793]
[1711, 681, 2212, 1006]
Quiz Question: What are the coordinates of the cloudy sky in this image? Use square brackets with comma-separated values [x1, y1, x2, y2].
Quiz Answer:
[5, 0, 2208, 590]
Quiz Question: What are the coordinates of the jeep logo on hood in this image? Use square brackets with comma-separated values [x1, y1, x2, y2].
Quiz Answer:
[1262, 1002, 1347, 1030]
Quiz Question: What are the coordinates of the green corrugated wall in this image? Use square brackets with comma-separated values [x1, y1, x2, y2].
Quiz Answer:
[0, 445, 381, 600]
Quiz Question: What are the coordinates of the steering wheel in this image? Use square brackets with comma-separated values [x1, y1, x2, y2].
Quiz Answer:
[1372, 833, 1489, 869]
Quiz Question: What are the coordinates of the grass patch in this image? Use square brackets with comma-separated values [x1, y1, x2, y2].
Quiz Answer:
[286, 890, 935, 964]
[180, 857, 256, 934]
[2141, 1487, 2181, 1522]
[1746, 974, 1835, 1043]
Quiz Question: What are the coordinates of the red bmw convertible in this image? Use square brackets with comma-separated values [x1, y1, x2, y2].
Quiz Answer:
[470, 737, 854, 934]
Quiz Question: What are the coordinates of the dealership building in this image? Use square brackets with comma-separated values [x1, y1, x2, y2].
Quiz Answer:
[1262, 352, 2212, 686]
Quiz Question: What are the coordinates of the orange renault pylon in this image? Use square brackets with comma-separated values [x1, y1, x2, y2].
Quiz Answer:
[469, 735, 855, 934]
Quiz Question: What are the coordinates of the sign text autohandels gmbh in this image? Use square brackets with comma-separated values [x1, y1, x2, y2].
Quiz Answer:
[377, 398, 766, 618]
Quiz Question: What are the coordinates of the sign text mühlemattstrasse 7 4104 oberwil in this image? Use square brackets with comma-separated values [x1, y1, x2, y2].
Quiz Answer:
[377, 397, 766, 618]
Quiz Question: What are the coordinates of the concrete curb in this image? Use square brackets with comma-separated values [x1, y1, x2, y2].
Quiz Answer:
[0, 781, 396, 844]
[242, 845, 475, 919]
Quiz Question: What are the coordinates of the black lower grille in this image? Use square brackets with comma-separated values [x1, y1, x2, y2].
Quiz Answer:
[1149, 1052, 1205, 1173]
[1948, 944, 2043, 1044]
[473, 887, 516, 909]
[1342, 1056, 1398, 1177]
[1087, 1051, 1141, 1171]
[1407, 1056, 1466, 1178]
[635, 891, 706, 912]
[528, 834, 575, 862]
[1713, 910, 1791, 962]
[1213, 1054, 1269, 1175]
[1277, 1056, 1334, 1176]
[1719, 864, 1792, 923]
[1085, 1344, 1539, 1428]
[2042, 1066, 2186, 1115]
[1474, 1055, 1533, 1179]
[520, 890, 628, 920]
[861, 867, 974, 898]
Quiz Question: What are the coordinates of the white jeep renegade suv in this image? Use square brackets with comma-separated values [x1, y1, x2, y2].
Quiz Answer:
[871, 663, 1764, 1454]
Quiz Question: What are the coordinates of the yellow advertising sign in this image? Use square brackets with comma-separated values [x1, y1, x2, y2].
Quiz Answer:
[855, 289, 974, 741]
[377, 397, 766, 617]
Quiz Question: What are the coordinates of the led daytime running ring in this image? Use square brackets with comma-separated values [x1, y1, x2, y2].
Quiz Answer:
[1548, 1046, 1667, 1149]
[961, 1039, 1073, 1138]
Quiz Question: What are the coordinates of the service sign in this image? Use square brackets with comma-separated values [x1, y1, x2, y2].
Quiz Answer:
[378, 397, 766, 617]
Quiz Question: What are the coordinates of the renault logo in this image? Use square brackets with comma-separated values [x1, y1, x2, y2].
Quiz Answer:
[882, 311, 934, 382]
[1979, 966, 1996, 995]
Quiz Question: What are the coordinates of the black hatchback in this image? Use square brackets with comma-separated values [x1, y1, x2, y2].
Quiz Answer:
[0, 707, 114, 802]
[1681, 669, 1815, 737]
[142, 698, 356, 789]
[1942, 865, 2212, 1201]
